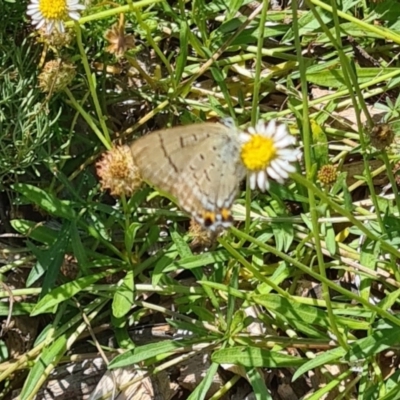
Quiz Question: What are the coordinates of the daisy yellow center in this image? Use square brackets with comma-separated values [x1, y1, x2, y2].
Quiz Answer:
[39, 0, 68, 20]
[241, 135, 277, 171]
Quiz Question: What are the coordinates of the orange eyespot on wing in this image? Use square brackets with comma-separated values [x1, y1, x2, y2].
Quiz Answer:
[220, 208, 232, 222]
[199, 208, 233, 230]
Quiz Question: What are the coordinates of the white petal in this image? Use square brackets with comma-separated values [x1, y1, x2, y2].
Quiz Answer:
[27, 7, 40, 15]
[276, 159, 296, 173]
[46, 20, 54, 33]
[239, 132, 251, 143]
[29, 10, 43, 20]
[272, 165, 289, 180]
[257, 172, 267, 191]
[70, 3, 85, 10]
[275, 135, 295, 148]
[247, 127, 256, 135]
[68, 11, 81, 20]
[264, 120, 277, 136]
[266, 165, 282, 181]
[249, 173, 257, 190]
[27, 4, 39, 11]
[57, 20, 65, 33]
[276, 149, 298, 160]
[256, 120, 268, 134]
[36, 18, 46, 28]
[264, 176, 270, 190]
[273, 124, 289, 141]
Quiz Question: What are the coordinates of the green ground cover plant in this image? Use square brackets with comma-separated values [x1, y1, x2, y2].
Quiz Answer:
[1, 0, 400, 398]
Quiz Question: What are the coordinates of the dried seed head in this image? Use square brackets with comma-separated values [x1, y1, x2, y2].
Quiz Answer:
[38, 59, 76, 93]
[317, 164, 337, 186]
[97, 145, 142, 197]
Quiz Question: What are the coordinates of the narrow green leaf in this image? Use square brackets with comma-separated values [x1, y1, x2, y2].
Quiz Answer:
[187, 361, 220, 400]
[12, 183, 76, 220]
[378, 369, 400, 400]
[125, 222, 141, 252]
[112, 270, 134, 318]
[253, 294, 368, 330]
[109, 340, 186, 369]
[31, 270, 109, 315]
[40, 223, 71, 297]
[210, 66, 234, 115]
[139, 225, 160, 257]
[175, 20, 188, 82]
[247, 368, 272, 400]
[11, 219, 57, 245]
[70, 221, 89, 274]
[325, 219, 337, 256]
[26, 222, 70, 291]
[170, 230, 192, 258]
[163, 250, 234, 272]
[20, 335, 67, 399]
[311, 119, 328, 166]
[293, 347, 346, 381]
[307, 68, 398, 88]
[167, 319, 210, 337]
[344, 322, 400, 362]
[226, 0, 245, 19]
[0, 302, 43, 316]
[152, 247, 178, 286]
[212, 347, 305, 367]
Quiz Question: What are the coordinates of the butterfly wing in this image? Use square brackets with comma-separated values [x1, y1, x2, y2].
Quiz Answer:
[130, 123, 245, 229]
[130, 123, 218, 191]
[174, 134, 246, 228]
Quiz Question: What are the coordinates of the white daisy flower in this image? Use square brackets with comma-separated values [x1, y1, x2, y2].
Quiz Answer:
[239, 119, 300, 192]
[27, 0, 85, 34]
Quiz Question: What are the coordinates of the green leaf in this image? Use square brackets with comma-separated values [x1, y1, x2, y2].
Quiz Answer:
[229, 310, 246, 336]
[70, 221, 89, 274]
[210, 66, 234, 115]
[0, 340, 8, 361]
[307, 68, 398, 89]
[26, 222, 71, 291]
[175, 20, 188, 82]
[12, 183, 77, 220]
[152, 247, 179, 286]
[0, 302, 42, 316]
[293, 347, 346, 381]
[170, 230, 192, 258]
[247, 368, 272, 400]
[359, 238, 380, 300]
[125, 222, 141, 252]
[253, 294, 368, 330]
[344, 322, 400, 362]
[212, 346, 305, 367]
[187, 361, 220, 400]
[325, 210, 337, 256]
[163, 250, 234, 272]
[31, 270, 109, 315]
[311, 120, 328, 166]
[167, 319, 210, 337]
[139, 225, 160, 257]
[20, 335, 67, 399]
[109, 340, 186, 369]
[11, 219, 58, 245]
[376, 369, 400, 400]
[43, 223, 71, 296]
[112, 270, 134, 318]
